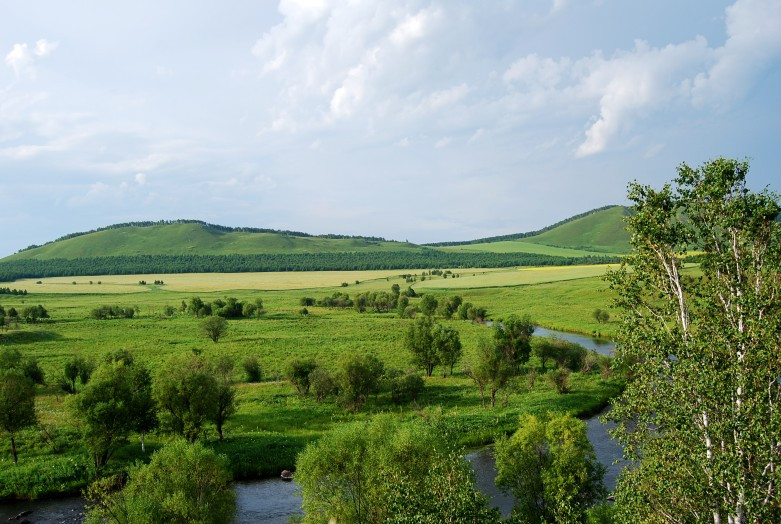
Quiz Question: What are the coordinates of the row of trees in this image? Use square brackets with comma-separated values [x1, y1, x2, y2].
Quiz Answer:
[0, 304, 49, 326]
[0, 251, 620, 282]
[182, 296, 265, 319]
[0, 287, 27, 295]
[90, 305, 136, 319]
[284, 354, 423, 412]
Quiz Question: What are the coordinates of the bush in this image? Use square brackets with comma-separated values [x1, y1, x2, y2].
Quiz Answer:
[388, 371, 425, 405]
[242, 357, 261, 383]
[285, 358, 317, 395]
[547, 368, 571, 393]
[310, 368, 336, 402]
[84, 440, 235, 524]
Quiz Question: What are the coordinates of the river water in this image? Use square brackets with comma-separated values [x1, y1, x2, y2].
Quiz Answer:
[1, 327, 622, 523]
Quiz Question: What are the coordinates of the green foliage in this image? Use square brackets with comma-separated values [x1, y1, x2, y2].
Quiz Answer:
[241, 356, 262, 383]
[285, 358, 318, 396]
[495, 413, 606, 523]
[0, 347, 45, 385]
[90, 305, 136, 319]
[547, 367, 572, 394]
[84, 440, 235, 524]
[72, 359, 156, 467]
[607, 158, 781, 522]
[0, 370, 37, 463]
[533, 336, 588, 372]
[21, 304, 49, 323]
[406, 317, 438, 376]
[295, 415, 499, 523]
[387, 371, 425, 405]
[493, 314, 535, 370]
[337, 353, 384, 412]
[432, 323, 462, 377]
[154, 354, 218, 442]
[0, 251, 619, 281]
[592, 308, 610, 324]
[201, 315, 228, 343]
[465, 337, 515, 408]
[309, 367, 337, 402]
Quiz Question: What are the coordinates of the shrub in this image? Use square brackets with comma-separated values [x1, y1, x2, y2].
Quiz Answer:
[547, 368, 571, 394]
[242, 357, 262, 383]
[310, 368, 336, 402]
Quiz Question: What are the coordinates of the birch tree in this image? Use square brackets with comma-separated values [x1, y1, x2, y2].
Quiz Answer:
[607, 158, 781, 523]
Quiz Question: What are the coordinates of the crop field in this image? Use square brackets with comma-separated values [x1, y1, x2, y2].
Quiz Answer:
[438, 240, 618, 258]
[0, 266, 623, 499]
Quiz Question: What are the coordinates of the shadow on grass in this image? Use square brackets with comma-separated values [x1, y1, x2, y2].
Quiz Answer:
[0, 330, 66, 345]
[211, 433, 317, 478]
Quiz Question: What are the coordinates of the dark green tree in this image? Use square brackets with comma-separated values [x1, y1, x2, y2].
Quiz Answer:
[0, 370, 36, 463]
[465, 337, 514, 408]
[296, 415, 499, 523]
[285, 358, 318, 396]
[432, 323, 462, 377]
[201, 316, 228, 343]
[406, 317, 439, 376]
[337, 353, 384, 412]
[154, 354, 218, 442]
[493, 314, 534, 370]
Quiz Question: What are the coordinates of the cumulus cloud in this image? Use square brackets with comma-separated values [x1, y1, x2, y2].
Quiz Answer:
[135, 173, 147, 185]
[4, 39, 58, 79]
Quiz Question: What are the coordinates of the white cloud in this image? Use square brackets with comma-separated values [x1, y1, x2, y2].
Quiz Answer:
[390, 8, 440, 47]
[135, 173, 147, 185]
[4, 39, 58, 79]
[435, 137, 451, 148]
[691, 0, 781, 107]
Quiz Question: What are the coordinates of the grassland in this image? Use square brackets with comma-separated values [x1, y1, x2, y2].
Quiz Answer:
[521, 205, 632, 253]
[439, 240, 618, 258]
[0, 267, 622, 500]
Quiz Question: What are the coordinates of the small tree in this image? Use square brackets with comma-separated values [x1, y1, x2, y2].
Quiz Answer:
[337, 353, 384, 412]
[0, 370, 36, 463]
[406, 317, 438, 376]
[285, 358, 318, 396]
[465, 338, 514, 408]
[73, 361, 140, 467]
[154, 354, 218, 442]
[419, 294, 438, 316]
[310, 368, 337, 402]
[495, 413, 606, 522]
[201, 316, 228, 343]
[493, 314, 535, 370]
[432, 323, 462, 377]
[242, 357, 261, 383]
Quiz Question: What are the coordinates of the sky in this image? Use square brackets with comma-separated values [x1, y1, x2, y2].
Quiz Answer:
[1, 0, 780, 256]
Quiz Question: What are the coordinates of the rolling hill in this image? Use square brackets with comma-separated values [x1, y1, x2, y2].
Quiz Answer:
[0, 209, 629, 280]
[6, 222, 424, 260]
[433, 206, 632, 255]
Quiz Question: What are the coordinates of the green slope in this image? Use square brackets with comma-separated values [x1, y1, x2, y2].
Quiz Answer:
[437, 241, 616, 257]
[520, 206, 631, 253]
[6, 223, 424, 261]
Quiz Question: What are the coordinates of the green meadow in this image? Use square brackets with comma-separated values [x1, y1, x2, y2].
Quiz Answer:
[0, 267, 622, 499]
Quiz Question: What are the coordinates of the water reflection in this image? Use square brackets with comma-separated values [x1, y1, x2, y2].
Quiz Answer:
[533, 326, 615, 356]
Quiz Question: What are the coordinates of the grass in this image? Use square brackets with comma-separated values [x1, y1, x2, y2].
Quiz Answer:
[522, 206, 632, 253]
[438, 241, 618, 258]
[0, 267, 623, 500]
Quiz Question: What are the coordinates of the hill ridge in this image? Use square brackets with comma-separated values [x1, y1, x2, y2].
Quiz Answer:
[15, 219, 395, 255]
[424, 205, 624, 247]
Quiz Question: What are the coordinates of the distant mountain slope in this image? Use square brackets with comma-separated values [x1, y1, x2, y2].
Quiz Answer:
[6, 222, 424, 261]
[521, 205, 632, 253]
[430, 206, 631, 254]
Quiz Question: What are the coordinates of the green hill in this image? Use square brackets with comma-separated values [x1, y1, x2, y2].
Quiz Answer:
[433, 206, 631, 254]
[520, 206, 632, 253]
[6, 222, 424, 261]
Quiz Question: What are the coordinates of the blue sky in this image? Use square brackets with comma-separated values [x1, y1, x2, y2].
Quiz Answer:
[1, 0, 779, 256]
